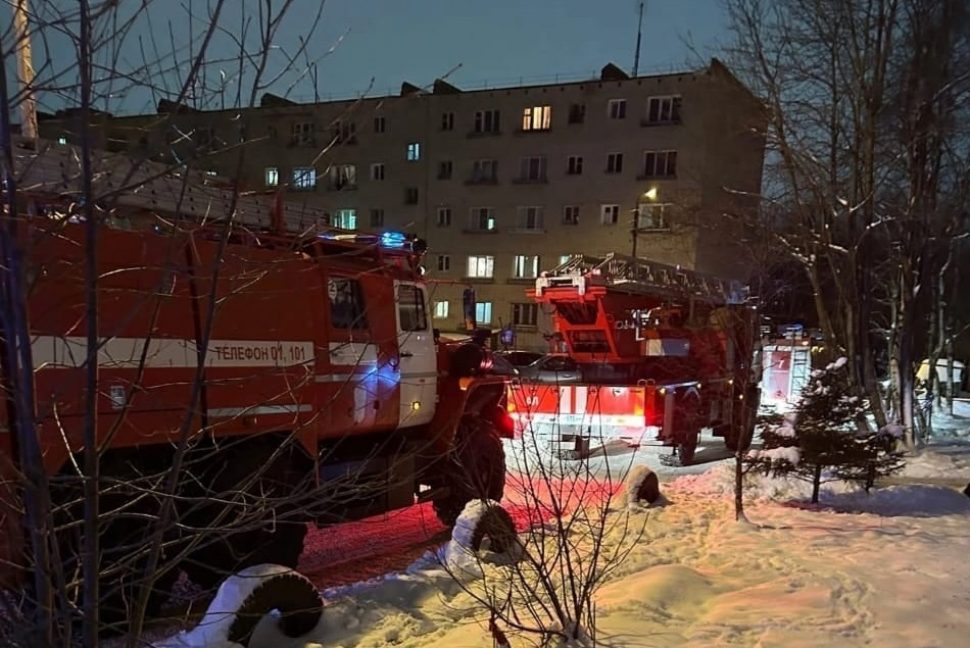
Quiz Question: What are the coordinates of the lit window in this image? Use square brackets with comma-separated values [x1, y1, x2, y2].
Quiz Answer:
[600, 204, 620, 225]
[606, 153, 623, 174]
[437, 254, 451, 271]
[521, 105, 552, 131]
[515, 207, 543, 231]
[469, 207, 496, 232]
[334, 209, 357, 229]
[636, 203, 672, 230]
[406, 143, 421, 161]
[265, 167, 279, 187]
[642, 150, 678, 178]
[205, 170, 218, 176]
[57, 136, 69, 145]
[370, 163, 385, 181]
[434, 300, 450, 319]
[513, 255, 540, 279]
[467, 255, 495, 279]
[563, 205, 579, 225]
[512, 303, 538, 327]
[558, 255, 572, 266]
[475, 301, 493, 325]
[436, 207, 452, 227]
[646, 96, 682, 124]
[608, 99, 627, 119]
[292, 167, 316, 190]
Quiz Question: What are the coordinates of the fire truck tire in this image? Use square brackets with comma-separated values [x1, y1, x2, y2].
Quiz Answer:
[677, 433, 698, 466]
[183, 442, 310, 592]
[433, 419, 506, 527]
[226, 571, 323, 645]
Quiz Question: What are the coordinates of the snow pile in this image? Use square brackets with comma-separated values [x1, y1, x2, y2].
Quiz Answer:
[668, 462, 861, 502]
[618, 464, 660, 508]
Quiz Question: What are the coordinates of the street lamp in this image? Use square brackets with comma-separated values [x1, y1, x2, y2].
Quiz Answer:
[631, 187, 659, 259]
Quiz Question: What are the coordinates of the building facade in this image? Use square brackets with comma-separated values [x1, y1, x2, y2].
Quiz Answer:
[40, 60, 766, 351]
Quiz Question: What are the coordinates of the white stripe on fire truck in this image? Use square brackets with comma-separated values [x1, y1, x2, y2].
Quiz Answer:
[207, 404, 314, 418]
[31, 336, 315, 369]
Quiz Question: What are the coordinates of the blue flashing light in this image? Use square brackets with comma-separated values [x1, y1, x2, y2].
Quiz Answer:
[381, 231, 407, 249]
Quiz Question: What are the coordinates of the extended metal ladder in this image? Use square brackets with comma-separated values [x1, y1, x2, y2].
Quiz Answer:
[536, 253, 748, 305]
[8, 136, 330, 234]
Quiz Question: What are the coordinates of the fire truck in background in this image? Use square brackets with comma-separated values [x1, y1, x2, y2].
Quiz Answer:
[507, 253, 762, 465]
[0, 139, 512, 621]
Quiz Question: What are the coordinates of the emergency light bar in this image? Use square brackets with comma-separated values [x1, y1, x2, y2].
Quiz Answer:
[317, 230, 427, 254]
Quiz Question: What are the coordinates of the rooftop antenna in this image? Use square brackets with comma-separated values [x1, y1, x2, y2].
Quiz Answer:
[633, 1, 645, 77]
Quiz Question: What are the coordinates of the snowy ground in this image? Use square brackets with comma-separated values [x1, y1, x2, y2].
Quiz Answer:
[149, 403, 970, 648]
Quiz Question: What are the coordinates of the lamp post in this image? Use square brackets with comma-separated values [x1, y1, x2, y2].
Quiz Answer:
[631, 186, 659, 259]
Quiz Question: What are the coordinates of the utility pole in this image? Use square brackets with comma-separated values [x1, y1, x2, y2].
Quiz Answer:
[633, 2, 645, 77]
[13, 0, 38, 139]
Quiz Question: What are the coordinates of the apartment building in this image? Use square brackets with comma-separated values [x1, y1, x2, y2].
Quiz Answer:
[40, 59, 766, 351]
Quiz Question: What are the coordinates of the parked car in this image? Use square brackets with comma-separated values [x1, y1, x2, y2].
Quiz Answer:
[489, 353, 520, 376]
[497, 350, 543, 367]
[517, 354, 582, 383]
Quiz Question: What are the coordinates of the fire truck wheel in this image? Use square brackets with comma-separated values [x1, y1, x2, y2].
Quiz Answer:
[183, 442, 310, 592]
[467, 504, 517, 554]
[677, 433, 698, 466]
[433, 419, 506, 527]
[226, 571, 323, 645]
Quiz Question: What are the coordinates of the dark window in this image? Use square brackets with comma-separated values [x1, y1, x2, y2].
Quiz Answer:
[606, 153, 623, 174]
[397, 284, 428, 332]
[329, 277, 368, 329]
[646, 96, 682, 124]
[374, 116, 386, 133]
[608, 99, 627, 119]
[474, 109, 501, 133]
[567, 156, 583, 175]
[404, 187, 419, 204]
[568, 103, 586, 124]
[642, 150, 678, 178]
[370, 209, 385, 227]
[512, 303, 538, 327]
[438, 160, 453, 179]
[441, 112, 455, 131]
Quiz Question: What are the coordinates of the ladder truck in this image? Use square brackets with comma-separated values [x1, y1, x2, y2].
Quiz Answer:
[506, 253, 762, 465]
[0, 138, 514, 628]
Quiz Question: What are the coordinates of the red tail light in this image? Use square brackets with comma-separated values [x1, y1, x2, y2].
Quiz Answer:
[644, 390, 664, 426]
[492, 404, 516, 439]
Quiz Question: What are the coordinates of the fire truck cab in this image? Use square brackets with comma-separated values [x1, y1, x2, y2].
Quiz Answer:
[507, 253, 762, 465]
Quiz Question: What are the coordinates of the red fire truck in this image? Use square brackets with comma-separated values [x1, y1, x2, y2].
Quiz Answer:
[507, 254, 761, 465]
[0, 140, 512, 623]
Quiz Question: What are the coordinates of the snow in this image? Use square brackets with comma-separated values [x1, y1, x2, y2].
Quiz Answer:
[141, 400, 970, 648]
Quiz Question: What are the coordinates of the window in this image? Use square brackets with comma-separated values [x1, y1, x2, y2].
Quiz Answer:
[471, 159, 498, 183]
[519, 156, 547, 182]
[332, 120, 356, 144]
[57, 135, 69, 145]
[370, 162, 385, 181]
[600, 204, 620, 225]
[474, 109, 501, 133]
[515, 206, 544, 231]
[329, 277, 367, 329]
[467, 255, 495, 279]
[369, 209, 385, 228]
[291, 122, 314, 146]
[567, 155, 583, 175]
[636, 203, 672, 230]
[563, 205, 580, 225]
[437, 254, 451, 272]
[513, 255, 540, 279]
[558, 254, 573, 266]
[646, 95, 682, 124]
[264, 167, 279, 187]
[642, 150, 678, 178]
[374, 116, 386, 133]
[438, 160, 453, 179]
[397, 284, 428, 332]
[441, 112, 455, 131]
[469, 207, 497, 231]
[568, 103, 586, 124]
[406, 142, 421, 161]
[436, 207, 452, 227]
[334, 208, 357, 229]
[404, 187, 419, 204]
[608, 99, 627, 119]
[475, 301, 493, 325]
[512, 303, 538, 327]
[521, 105, 552, 131]
[329, 164, 357, 189]
[292, 167, 316, 190]
[606, 153, 624, 174]
[434, 300, 450, 319]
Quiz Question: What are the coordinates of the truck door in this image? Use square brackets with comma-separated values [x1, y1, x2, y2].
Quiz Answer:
[394, 281, 436, 427]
